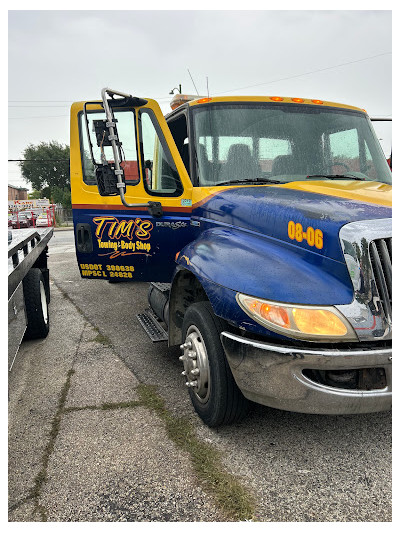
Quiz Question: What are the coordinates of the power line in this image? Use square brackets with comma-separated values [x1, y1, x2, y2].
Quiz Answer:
[8, 159, 70, 162]
[8, 100, 73, 103]
[8, 105, 72, 108]
[9, 115, 69, 120]
[9, 97, 173, 102]
[216, 52, 392, 94]
[8, 96, 173, 107]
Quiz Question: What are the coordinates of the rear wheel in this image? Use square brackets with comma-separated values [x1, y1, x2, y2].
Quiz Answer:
[181, 301, 249, 427]
[23, 268, 50, 340]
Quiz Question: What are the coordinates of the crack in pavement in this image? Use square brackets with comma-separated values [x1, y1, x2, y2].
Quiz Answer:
[25, 324, 86, 521]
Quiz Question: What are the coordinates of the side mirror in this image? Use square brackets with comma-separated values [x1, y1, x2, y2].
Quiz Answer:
[95, 164, 126, 196]
[83, 103, 127, 197]
[88, 115, 127, 196]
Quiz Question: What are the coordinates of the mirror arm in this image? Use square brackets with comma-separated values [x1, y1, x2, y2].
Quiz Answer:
[118, 189, 162, 218]
[98, 88, 163, 217]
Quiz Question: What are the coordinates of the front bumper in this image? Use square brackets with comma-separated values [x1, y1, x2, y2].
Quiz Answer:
[221, 332, 392, 414]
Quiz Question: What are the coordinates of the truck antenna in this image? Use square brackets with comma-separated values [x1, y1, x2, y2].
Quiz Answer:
[187, 69, 200, 96]
[206, 76, 210, 98]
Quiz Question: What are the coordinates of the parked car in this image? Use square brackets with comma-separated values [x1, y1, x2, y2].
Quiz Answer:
[8, 214, 13, 227]
[21, 210, 46, 225]
[11, 213, 30, 229]
[35, 213, 52, 227]
[19, 211, 36, 226]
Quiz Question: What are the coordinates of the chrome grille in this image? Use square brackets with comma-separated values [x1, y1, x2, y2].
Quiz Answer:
[339, 219, 392, 341]
[370, 237, 392, 321]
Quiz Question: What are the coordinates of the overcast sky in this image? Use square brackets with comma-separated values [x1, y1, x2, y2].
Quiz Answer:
[8, 9, 392, 190]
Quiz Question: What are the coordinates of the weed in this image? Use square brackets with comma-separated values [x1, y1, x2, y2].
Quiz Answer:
[136, 384, 255, 521]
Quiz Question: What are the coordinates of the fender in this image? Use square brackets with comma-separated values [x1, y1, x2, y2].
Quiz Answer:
[176, 226, 354, 307]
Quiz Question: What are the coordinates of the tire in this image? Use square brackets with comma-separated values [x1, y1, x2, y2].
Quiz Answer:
[22, 268, 50, 340]
[181, 301, 250, 427]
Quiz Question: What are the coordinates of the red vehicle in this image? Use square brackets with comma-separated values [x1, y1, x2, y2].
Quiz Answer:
[19, 211, 36, 226]
[11, 213, 30, 229]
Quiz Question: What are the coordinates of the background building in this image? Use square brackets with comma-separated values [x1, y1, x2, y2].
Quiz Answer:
[8, 185, 28, 201]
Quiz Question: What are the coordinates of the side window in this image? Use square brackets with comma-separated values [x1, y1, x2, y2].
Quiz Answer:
[80, 110, 139, 185]
[364, 140, 378, 179]
[259, 138, 291, 173]
[168, 114, 190, 178]
[140, 110, 183, 196]
[329, 128, 361, 172]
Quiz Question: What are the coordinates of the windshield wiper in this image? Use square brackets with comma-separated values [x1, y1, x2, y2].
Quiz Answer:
[215, 178, 281, 186]
[306, 174, 366, 181]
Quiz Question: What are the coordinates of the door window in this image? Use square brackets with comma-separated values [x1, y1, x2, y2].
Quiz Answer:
[80, 110, 139, 185]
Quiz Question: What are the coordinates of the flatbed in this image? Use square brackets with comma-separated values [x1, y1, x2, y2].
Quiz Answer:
[8, 227, 53, 370]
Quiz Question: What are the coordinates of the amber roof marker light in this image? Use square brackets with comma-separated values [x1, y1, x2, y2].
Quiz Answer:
[291, 98, 304, 103]
[311, 99, 324, 105]
[270, 96, 284, 102]
[170, 93, 206, 110]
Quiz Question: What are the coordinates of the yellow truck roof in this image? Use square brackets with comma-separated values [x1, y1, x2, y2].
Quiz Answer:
[185, 95, 366, 113]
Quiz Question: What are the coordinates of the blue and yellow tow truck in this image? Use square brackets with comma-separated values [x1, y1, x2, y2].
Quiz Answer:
[70, 88, 392, 427]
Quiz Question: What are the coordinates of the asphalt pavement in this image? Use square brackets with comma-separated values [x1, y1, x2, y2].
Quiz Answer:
[8, 228, 392, 522]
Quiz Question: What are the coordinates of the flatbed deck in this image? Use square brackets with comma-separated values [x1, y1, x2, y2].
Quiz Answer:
[8, 227, 53, 297]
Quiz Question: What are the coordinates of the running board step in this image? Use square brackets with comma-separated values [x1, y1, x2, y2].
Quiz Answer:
[137, 308, 168, 342]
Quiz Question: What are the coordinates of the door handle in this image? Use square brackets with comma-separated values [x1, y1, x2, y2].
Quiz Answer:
[76, 223, 93, 253]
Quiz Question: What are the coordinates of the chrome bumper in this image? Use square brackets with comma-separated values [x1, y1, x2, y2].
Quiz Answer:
[221, 332, 392, 414]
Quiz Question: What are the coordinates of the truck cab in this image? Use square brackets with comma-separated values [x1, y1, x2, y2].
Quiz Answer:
[70, 89, 392, 426]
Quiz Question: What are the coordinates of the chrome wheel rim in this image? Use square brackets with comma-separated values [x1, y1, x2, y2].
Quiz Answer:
[180, 325, 210, 404]
[40, 280, 48, 324]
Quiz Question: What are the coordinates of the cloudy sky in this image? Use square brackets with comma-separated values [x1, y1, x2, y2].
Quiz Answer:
[8, 9, 392, 190]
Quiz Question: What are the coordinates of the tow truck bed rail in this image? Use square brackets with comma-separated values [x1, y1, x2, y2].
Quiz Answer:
[8, 228, 53, 299]
[8, 227, 53, 370]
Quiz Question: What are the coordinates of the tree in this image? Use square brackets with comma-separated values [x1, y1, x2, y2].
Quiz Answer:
[19, 141, 71, 207]
[51, 186, 71, 208]
[28, 190, 42, 200]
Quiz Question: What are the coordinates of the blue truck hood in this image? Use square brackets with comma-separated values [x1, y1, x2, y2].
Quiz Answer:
[193, 183, 391, 263]
[178, 182, 392, 306]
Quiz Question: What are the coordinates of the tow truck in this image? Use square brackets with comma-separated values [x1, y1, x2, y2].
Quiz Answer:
[70, 88, 392, 427]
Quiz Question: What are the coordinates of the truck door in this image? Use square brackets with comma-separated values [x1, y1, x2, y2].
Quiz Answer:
[70, 90, 193, 282]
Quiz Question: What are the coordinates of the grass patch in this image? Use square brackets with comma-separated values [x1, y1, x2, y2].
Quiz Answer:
[137, 383, 255, 521]
[88, 326, 112, 347]
[91, 332, 112, 346]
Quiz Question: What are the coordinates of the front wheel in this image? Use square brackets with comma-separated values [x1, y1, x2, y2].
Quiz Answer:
[181, 302, 249, 427]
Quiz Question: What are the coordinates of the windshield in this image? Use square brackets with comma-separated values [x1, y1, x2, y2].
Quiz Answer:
[192, 103, 392, 186]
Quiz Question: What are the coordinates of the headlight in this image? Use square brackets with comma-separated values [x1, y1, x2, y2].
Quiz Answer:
[236, 293, 357, 342]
